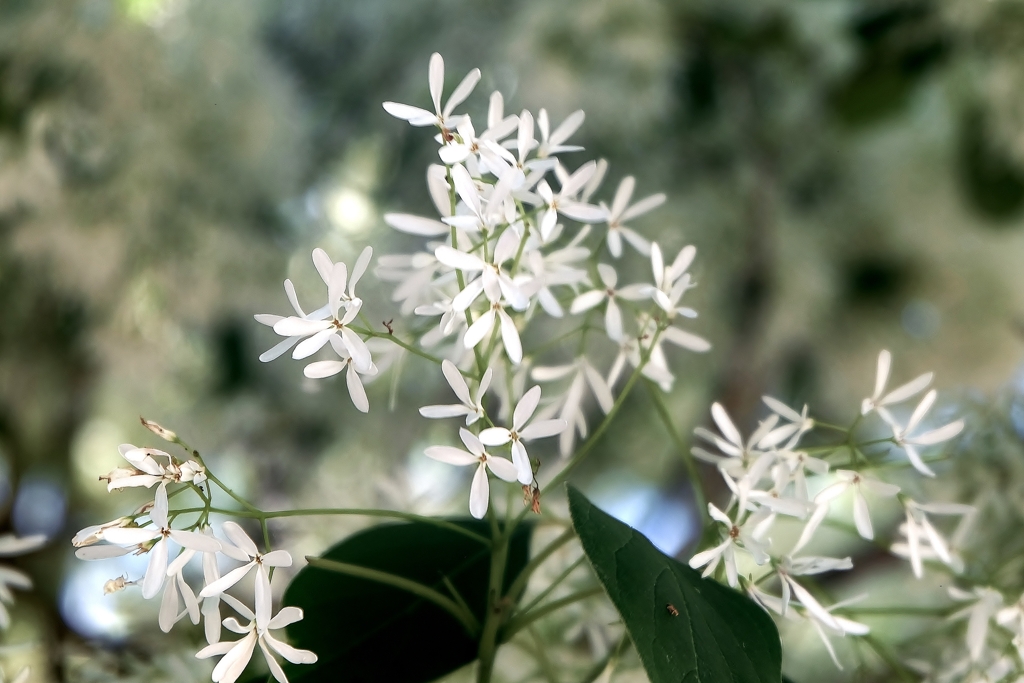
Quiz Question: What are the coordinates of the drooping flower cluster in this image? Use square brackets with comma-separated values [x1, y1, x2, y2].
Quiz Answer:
[689, 350, 965, 667]
[73, 425, 316, 683]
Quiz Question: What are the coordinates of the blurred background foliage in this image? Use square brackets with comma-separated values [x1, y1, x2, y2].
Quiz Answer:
[2, 0, 1024, 680]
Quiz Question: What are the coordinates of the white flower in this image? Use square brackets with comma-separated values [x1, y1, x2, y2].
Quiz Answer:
[687, 503, 769, 587]
[101, 444, 204, 491]
[196, 603, 317, 683]
[569, 264, 649, 342]
[419, 360, 491, 425]
[535, 108, 585, 159]
[606, 324, 675, 392]
[949, 586, 1004, 662]
[377, 251, 443, 316]
[254, 278, 328, 363]
[532, 359, 614, 457]
[519, 233, 590, 318]
[199, 522, 292, 631]
[648, 242, 698, 319]
[775, 555, 854, 625]
[0, 534, 45, 629]
[442, 164, 522, 237]
[692, 403, 783, 479]
[793, 470, 900, 553]
[102, 484, 222, 600]
[892, 500, 974, 578]
[601, 176, 665, 258]
[861, 349, 933, 422]
[272, 249, 373, 373]
[479, 386, 567, 484]
[424, 428, 519, 519]
[890, 389, 965, 477]
[996, 593, 1024, 664]
[383, 52, 479, 130]
[462, 302, 524, 364]
[436, 242, 527, 314]
[158, 566, 200, 634]
[437, 106, 519, 173]
[303, 340, 380, 413]
[535, 161, 606, 240]
[761, 396, 815, 451]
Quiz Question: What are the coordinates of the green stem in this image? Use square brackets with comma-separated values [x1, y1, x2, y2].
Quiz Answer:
[517, 555, 587, 617]
[170, 506, 490, 546]
[349, 326, 445, 366]
[306, 557, 480, 635]
[505, 528, 575, 602]
[476, 526, 511, 683]
[527, 625, 561, 683]
[645, 379, 708, 526]
[502, 587, 604, 640]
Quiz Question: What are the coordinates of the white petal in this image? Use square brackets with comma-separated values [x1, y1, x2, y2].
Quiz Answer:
[570, 290, 606, 314]
[211, 632, 258, 683]
[268, 606, 305, 630]
[304, 361, 346, 379]
[519, 419, 566, 441]
[273, 317, 331, 337]
[76, 545, 131, 560]
[142, 539, 168, 599]
[341, 327, 372, 373]
[620, 193, 666, 222]
[909, 420, 964, 446]
[902, 444, 936, 477]
[292, 328, 334, 360]
[264, 631, 318, 665]
[514, 386, 542, 430]
[424, 446, 478, 467]
[259, 637, 288, 683]
[420, 404, 474, 419]
[152, 483, 169, 529]
[469, 464, 490, 519]
[511, 440, 533, 484]
[346, 363, 370, 413]
[158, 578, 179, 632]
[384, 213, 450, 236]
[255, 565, 272, 631]
[170, 530, 222, 553]
[102, 527, 160, 546]
[478, 427, 512, 447]
[436, 245, 485, 272]
[463, 309, 496, 349]
[382, 102, 436, 125]
[441, 359, 472, 405]
[498, 310, 523, 364]
[880, 372, 933, 407]
[262, 550, 293, 568]
[428, 53, 444, 113]
[444, 68, 481, 117]
[485, 456, 519, 483]
[222, 522, 258, 558]
[200, 562, 255, 598]
[710, 403, 743, 448]
[662, 326, 711, 352]
[852, 491, 873, 540]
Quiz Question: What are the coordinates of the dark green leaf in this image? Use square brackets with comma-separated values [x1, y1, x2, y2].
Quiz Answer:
[283, 518, 532, 683]
[567, 486, 782, 683]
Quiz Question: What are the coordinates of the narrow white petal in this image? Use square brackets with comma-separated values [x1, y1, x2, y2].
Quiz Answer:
[264, 631, 318, 664]
[469, 464, 490, 519]
[304, 361, 346, 379]
[158, 578, 179, 632]
[222, 522, 258, 558]
[511, 440, 533, 484]
[881, 372, 933, 407]
[346, 363, 370, 413]
[620, 193, 666, 222]
[170, 530, 222, 553]
[520, 419, 566, 441]
[902, 444, 936, 477]
[909, 420, 964, 446]
[384, 213, 450, 236]
[444, 68, 481, 117]
[441, 359, 472, 405]
[292, 328, 334, 360]
[604, 298, 623, 341]
[485, 456, 520, 483]
[268, 606, 305, 630]
[341, 327, 372, 373]
[852, 491, 873, 540]
[142, 539, 169, 600]
[513, 387, 542, 431]
[463, 309, 496, 349]
[435, 245, 485, 272]
[199, 562, 255, 598]
[711, 403, 743, 448]
[478, 428, 512, 446]
[152, 483, 169, 529]
[424, 446, 478, 467]
[570, 290, 606, 314]
[662, 326, 711, 352]
[428, 53, 444, 113]
[498, 310, 523, 364]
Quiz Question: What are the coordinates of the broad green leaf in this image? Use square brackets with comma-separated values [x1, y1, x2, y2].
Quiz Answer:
[283, 518, 532, 683]
[567, 486, 782, 683]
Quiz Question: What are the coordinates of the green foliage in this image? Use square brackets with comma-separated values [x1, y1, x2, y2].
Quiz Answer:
[283, 519, 532, 683]
[567, 486, 782, 683]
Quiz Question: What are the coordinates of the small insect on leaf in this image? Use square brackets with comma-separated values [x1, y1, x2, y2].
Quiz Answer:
[666, 603, 679, 617]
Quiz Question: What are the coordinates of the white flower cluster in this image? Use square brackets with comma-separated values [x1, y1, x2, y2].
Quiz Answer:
[256, 247, 378, 413]
[689, 350, 965, 667]
[73, 432, 316, 683]
[367, 53, 714, 518]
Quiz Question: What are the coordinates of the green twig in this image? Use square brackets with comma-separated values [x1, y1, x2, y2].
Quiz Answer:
[502, 587, 604, 640]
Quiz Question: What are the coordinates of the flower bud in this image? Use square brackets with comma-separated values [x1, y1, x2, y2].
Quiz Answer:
[140, 417, 178, 443]
[103, 576, 132, 594]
